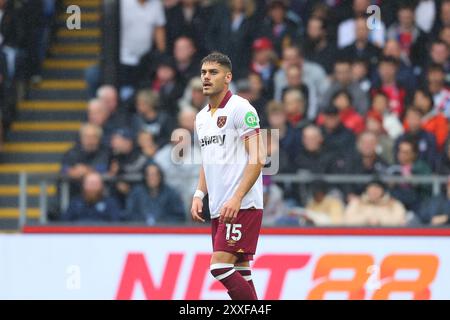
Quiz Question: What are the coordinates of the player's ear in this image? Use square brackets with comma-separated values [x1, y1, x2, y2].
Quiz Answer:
[225, 71, 232, 84]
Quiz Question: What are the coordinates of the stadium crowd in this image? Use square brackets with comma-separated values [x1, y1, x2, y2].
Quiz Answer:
[60, 0, 450, 227]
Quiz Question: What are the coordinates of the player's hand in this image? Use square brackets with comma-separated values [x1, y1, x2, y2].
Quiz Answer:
[191, 197, 205, 223]
[219, 196, 241, 224]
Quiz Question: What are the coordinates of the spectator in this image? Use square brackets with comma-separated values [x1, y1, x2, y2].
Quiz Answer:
[266, 100, 299, 170]
[382, 39, 417, 92]
[386, 2, 427, 67]
[96, 85, 130, 134]
[319, 105, 356, 155]
[365, 111, 396, 165]
[61, 172, 121, 223]
[120, 0, 166, 89]
[339, 16, 381, 73]
[137, 130, 158, 159]
[86, 98, 112, 146]
[318, 89, 365, 135]
[131, 89, 175, 149]
[319, 58, 369, 115]
[261, 175, 286, 226]
[179, 77, 208, 112]
[427, 64, 450, 118]
[61, 124, 110, 181]
[259, 0, 302, 57]
[371, 56, 407, 118]
[303, 16, 336, 74]
[439, 25, 450, 49]
[205, 0, 258, 80]
[417, 176, 450, 226]
[165, 0, 208, 55]
[235, 77, 268, 125]
[351, 58, 371, 93]
[387, 138, 432, 212]
[368, 90, 404, 140]
[280, 65, 318, 120]
[125, 162, 185, 225]
[437, 138, 450, 174]
[149, 57, 185, 116]
[155, 125, 201, 216]
[247, 72, 270, 121]
[305, 180, 345, 226]
[410, 88, 449, 151]
[354, 131, 389, 175]
[431, 0, 450, 36]
[108, 128, 149, 208]
[274, 45, 329, 102]
[249, 37, 277, 97]
[173, 36, 200, 86]
[394, 108, 438, 168]
[427, 40, 450, 83]
[295, 124, 334, 174]
[396, 107, 438, 168]
[344, 180, 406, 226]
[282, 88, 311, 130]
[337, 0, 386, 49]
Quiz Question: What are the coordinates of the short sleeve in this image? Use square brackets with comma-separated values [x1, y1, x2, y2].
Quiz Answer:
[234, 102, 260, 139]
[154, 0, 166, 26]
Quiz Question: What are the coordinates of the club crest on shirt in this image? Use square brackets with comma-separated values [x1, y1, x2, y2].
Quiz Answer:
[217, 116, 227, 128]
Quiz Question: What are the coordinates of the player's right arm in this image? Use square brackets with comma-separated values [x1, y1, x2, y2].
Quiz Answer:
[191, 165, 207, 223]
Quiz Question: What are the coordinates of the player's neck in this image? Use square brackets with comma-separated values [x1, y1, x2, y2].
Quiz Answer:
[209, 87, 229, 110]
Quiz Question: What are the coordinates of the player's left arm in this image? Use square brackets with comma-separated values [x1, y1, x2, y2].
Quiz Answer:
[220, 131, 266, 224]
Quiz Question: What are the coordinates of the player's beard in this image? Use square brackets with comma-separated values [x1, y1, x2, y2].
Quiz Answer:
[203, 81, 225, 97]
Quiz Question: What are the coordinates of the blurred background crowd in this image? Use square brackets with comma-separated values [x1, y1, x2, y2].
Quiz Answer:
[4, 0, 450, 228]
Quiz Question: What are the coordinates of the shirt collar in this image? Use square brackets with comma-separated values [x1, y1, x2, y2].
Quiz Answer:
[208, 90, 232, 111]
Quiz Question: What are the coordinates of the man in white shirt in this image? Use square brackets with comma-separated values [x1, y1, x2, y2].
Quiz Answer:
[119, 0, 166, 87]
[191, 52, 265, 300]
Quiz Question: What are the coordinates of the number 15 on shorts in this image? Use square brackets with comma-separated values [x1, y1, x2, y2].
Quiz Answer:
[225, 224, 242, 241]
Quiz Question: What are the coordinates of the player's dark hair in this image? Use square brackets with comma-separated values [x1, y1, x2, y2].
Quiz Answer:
[201, 52, 232, 72]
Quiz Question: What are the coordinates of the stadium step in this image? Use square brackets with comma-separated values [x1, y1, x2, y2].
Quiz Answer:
[50, 44, 100, 55]
[0, 0, 101, 229]
[18, 100, 87, 112]
[0, 185, 56, 197]
[0, 208, 41, 219]
[2, 143, 73, 153]
[11, 121, 81, 132]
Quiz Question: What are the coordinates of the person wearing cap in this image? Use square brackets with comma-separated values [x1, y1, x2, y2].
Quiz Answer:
[108, 128, 149, 208]
[250, 37, 277, 97]
[344, 179, 406, 226]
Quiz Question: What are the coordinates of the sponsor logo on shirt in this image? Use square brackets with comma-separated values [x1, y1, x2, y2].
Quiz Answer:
[200, 134, 226, 147]
[245, 111, 259, 127]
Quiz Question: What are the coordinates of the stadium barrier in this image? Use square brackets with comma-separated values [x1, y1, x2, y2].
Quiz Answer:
[16, 171, 449, 227]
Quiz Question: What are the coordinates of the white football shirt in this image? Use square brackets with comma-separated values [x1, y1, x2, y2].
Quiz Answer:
[195, 90, 264, 219]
